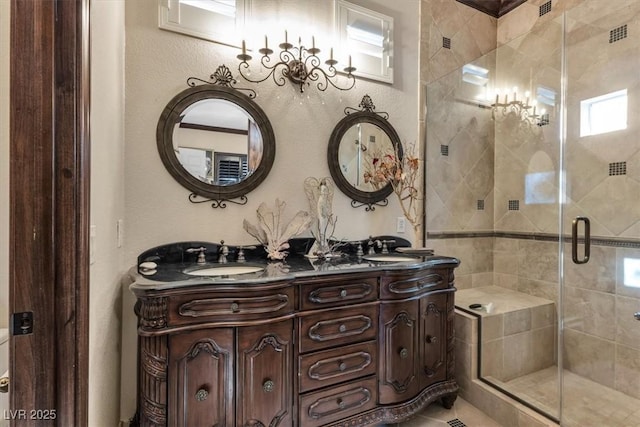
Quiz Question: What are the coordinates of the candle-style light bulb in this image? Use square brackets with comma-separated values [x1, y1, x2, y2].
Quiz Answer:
[524, 90, 531, 106]
[264, 35, 268, 49]
[330, 47, 333, 61]
[348, 55, 352, 68]
[285, 30, 288, 44]
[242, 39, 246, 55]
[495, 88, 500, 104]
[513, 86, 518, 101]
[312, 36, 315, 49]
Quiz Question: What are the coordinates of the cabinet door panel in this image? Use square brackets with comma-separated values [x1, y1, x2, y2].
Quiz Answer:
[169, 328, 234, 427]
[379, 300, 420, 404]
[420, 293, 449, 387]
[237, 320, 294, 426]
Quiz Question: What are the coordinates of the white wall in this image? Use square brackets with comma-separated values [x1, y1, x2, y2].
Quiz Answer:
[89, 0, 126, 425]
[0, 0, 10, 329]
[120, 0, 420, 420]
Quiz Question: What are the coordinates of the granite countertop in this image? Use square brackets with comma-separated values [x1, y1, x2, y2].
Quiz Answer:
[129, 238, 459, 291]
[129, 253, 460, 291]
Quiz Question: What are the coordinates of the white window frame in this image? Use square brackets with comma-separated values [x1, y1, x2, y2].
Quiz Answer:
[580, 89, 628, 137]
[335, 0, 394, 84]
[158, 0, 250, 48]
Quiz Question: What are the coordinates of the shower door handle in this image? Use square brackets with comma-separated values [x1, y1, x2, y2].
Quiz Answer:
[572, 216, 591, 264]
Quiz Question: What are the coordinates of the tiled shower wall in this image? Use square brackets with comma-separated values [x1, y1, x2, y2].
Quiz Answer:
[422, 0, 640, 398]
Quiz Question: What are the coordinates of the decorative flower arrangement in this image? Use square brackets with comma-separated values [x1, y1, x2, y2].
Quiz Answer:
[243, 199, 312, 260]
[363, 143, 422, 241]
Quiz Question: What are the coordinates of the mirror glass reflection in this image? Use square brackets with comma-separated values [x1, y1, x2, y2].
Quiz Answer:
[172, 99, 264, 186]
[338, 122, 394, 192]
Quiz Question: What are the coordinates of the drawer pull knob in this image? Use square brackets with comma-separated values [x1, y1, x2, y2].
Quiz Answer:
[339, 289, 347, 298]
[426, 335, 437, 344]
[263, 379, 275, 392]
[338, 324, 347, 333]
[230, 302, 240, 313]
[337, 398, 345, 409]
[338, 361, 347, 371]
[195, 388, 208, 401]
[399, 347, 408, 359]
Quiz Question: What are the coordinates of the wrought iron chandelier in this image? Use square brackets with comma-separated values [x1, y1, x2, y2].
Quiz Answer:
[236, 31, 356, 93]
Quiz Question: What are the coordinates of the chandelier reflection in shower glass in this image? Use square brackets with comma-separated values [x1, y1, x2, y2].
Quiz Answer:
[236, 31, 356, 93]
[491, 88, 546, 126]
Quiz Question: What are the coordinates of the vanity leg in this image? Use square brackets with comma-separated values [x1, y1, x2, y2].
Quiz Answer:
[441, 392, 457, 409]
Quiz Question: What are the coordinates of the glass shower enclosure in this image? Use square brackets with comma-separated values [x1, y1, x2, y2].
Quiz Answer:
[426, 1, 640, 425]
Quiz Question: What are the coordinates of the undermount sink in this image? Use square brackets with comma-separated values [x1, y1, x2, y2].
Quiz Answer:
[362, 255, 420, 262]
[184, 265, 264, 277]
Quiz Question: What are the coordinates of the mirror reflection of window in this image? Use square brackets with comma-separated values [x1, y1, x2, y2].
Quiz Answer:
[178, 147, 213, 183]
[172, 98, 262, 185]
[214, 152, 248, 185]
[623, 258, 640, 288]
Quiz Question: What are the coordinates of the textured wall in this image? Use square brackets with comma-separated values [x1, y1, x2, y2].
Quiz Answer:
[89, 1, 127, 425]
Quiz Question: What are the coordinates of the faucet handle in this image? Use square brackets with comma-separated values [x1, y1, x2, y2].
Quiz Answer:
[186, 246, 207, 264]
[381, 239, 396, 254]
[237, 245, 257, 263]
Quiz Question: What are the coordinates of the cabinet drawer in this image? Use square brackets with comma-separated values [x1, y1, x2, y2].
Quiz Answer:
[380, 269, 449, 300]
[299, 376, 377, 427]
[168, 286, 295, 326]
[298, 305, 379, 353]
[300, 278, 378, 310]
[299, 341, 377, 393]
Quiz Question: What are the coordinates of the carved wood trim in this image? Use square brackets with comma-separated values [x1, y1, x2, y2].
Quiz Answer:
[308, 386, 372, 420]
[139, 335, 168, 426]
[141, 348, 167, 381]
[136, 297, 168, 329]
[179, 294, 289, 317]
[308, 351, 373, 381]
[387, 274, 443, 294]
[308, 283, 373, 304]
[308, 315, 373, 342]
[322, 380, 458, 426]
[447, 302, 456, 380]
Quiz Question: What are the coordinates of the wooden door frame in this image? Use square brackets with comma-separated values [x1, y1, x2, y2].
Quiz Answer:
[9, 0, 90, 425]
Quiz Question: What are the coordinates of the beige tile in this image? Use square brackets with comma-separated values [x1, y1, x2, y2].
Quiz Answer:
[615, 295, 640, 350]
[504, 308, 532, 336]
[563, 328, 615, 388]
[482, 313, 504, 342]
[615, 344, 640, 400]
[531, 303, 556, 329]
[563, 286, 616, 340]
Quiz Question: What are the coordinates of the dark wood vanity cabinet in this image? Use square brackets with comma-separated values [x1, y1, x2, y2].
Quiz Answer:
[132, 260, 458, 426]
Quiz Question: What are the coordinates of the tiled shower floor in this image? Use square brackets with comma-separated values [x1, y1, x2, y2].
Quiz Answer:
[487, 367, 640, 426]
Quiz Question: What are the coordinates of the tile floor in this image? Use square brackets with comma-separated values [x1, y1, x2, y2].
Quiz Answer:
[385, 397, 502, 427]
[488, 367, 640, 427]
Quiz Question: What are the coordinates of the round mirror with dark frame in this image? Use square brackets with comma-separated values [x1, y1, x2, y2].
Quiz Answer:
[327, 95, 402, 210]
[157, 65, 275, 207]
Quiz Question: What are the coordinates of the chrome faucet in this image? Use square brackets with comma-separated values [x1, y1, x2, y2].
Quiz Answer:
[218, 240, 229, 264]
[186, 247, 207, 264]
[367, 236, 382, 255]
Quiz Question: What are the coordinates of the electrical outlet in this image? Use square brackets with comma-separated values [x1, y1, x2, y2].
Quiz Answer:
[396, 217, 406, 233]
